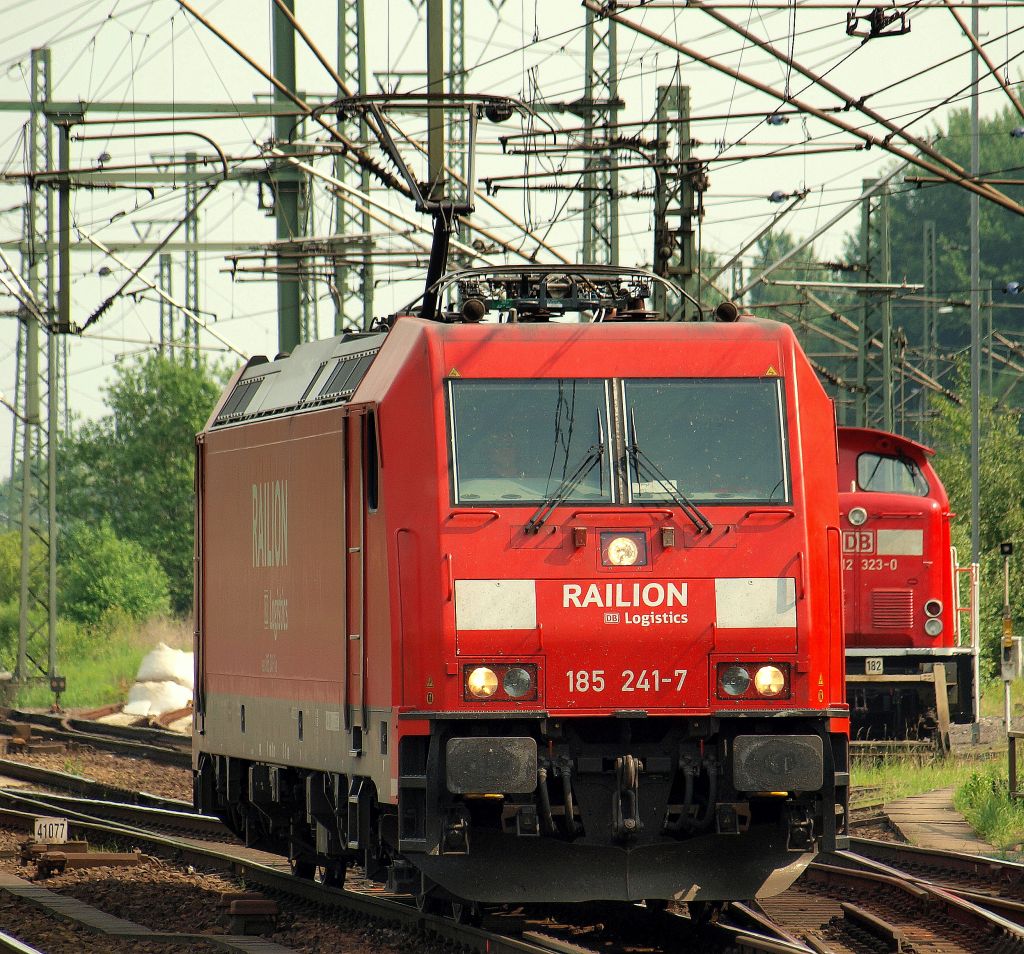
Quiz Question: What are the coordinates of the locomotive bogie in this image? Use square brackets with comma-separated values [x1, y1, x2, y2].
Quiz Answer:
[195, 288, 848, 904]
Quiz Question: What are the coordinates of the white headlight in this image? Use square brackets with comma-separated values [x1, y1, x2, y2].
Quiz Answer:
[503, 667, 533, 698]
[466, 667, 498, 699]
[848, 507, 868, 526]
[720, 665, 750, 696]
[606, 536, 640, 566]
[754, 665, 787, 698]
[924, 618, 943, 637]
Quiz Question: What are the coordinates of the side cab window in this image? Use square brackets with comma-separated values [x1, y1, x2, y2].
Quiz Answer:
[365, 410, 380, 512]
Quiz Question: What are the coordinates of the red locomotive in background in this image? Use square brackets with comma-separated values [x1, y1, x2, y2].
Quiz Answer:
[193, 266, 849, 912]
[838, 427, 976, 744]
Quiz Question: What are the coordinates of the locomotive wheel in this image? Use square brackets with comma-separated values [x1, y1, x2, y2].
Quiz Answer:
[319, 860, 347, 888]
[289, 857, 316, 880]
[450, 899, 481, 926]
[688, 900, 722, 925]
[415, 875, 446, 915]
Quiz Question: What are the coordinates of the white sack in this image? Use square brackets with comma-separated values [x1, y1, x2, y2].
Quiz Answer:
[124, 679, 192, 716]
[135, 642, 194, 690]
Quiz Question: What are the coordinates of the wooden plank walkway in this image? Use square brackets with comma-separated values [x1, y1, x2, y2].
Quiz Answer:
[884, 787, 993, 854]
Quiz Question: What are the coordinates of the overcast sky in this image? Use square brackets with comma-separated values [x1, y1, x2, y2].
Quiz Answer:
[0, 0, 1019, 476]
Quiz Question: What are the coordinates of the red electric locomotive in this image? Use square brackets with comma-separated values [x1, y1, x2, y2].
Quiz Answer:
[838, 427, 976, 743]
[194, 266, 849, 910]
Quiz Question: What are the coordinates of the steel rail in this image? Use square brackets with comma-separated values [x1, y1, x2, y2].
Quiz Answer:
[0, 757, 188, 810]
[0, 788, 224, 839]
[829, 850, 1024, 938]
[0, 932, 42, 954]
[0, 723, 190, 768]
[583, 1, 1024, 219]
[0, 786, 819, 954]
[0, 800, 628, 954]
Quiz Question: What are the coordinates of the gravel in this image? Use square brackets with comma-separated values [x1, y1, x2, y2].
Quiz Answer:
[0, 747, 192, 801]
[0, 824, 452, 954]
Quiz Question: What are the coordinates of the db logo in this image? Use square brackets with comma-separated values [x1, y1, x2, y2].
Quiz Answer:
[842, 530, 874, 554]
[604, 612, 620, 624]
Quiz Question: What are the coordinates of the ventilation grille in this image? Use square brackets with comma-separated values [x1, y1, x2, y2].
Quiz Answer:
[215, 377, 264, 422]
[871, 589, 914, 629]
[315, 351, 377, 402]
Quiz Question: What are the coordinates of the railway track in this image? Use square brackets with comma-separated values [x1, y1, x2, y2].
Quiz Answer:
[759, 852, 1024, 952]
[0, 755, 189, 810]
[3, 775, 1018, 953]
[0, 709, 190, 767]
[0, 789, 804, 954]
[849, 836, 1024, 924]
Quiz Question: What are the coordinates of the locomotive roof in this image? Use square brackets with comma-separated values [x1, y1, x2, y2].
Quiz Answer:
[209, 330, 387, 428]
[837, 426, 935, 459]
[207, 314, 802, 429]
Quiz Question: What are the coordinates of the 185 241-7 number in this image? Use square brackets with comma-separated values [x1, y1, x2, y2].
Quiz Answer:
[566, 669, 687, 693]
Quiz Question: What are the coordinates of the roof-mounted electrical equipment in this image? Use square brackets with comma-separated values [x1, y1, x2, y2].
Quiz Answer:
[846, 6, 911, 40]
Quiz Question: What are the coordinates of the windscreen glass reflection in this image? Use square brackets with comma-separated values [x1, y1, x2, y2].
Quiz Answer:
[449, 380, 611, 504]
[623, 379, 789, 504]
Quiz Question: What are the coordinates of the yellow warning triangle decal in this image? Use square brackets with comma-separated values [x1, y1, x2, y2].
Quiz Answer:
[817, 674, 824, 686]
[764, 366, 779, 377]
[426, 676, 434, 688]
[448, 368, 461, 377]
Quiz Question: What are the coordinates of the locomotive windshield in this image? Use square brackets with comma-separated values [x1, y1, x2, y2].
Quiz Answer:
[857, 453, 929, 496]
[448, 377, 790, 507]
[449, 379, 612, 505]
[623, 378, 789, 504]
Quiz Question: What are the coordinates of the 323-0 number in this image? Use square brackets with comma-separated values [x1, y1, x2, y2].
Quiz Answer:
[566, 669, 687, 693]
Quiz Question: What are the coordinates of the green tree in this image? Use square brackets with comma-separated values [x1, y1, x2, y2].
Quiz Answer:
[928, 367, 1024, 673]
[58, 354, 224, 613]
[59, 521, 170, 625]
[853, 98, 1024, 353]
[745, 229, 824, 308]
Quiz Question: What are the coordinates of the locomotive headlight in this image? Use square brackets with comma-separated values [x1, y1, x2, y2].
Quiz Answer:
[600, 531, 648, 567]
[754, 665, 787, 698]
[466, 666, 498, 699]
[720, 665, 751, 696]
[503, 667, 533, 698]
[848, 507, 868, 526]
[924, 617, 944, 637]
[924, 599, 943, 618]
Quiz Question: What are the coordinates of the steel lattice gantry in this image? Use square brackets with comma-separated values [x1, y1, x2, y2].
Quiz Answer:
[11, 47, 59, 685]
[184, 151, 202, 361]
[856, 179, 896, 431]
[335, 0, 373, 333]
[653, 82, 697, 317]
[583, 8, 619, 266]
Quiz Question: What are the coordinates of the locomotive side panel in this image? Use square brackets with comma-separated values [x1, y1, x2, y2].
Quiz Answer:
[199, 410, 376, 775]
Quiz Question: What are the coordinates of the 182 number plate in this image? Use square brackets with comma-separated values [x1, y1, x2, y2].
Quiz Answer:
[865, 657, 884, 675]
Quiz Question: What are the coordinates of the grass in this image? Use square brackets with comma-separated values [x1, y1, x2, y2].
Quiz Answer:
[979, 675, 1024, 720]
[851, 752, 985, 805]
[954, 767, 1024, 852]
[14, 615, 191, 710]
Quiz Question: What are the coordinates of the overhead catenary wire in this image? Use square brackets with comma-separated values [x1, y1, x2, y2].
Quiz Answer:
[585, 0, 1024, 220]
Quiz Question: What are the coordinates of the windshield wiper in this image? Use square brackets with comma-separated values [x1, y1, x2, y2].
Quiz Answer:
[526, 411, 605, 534]
[628, 408, 712, 534]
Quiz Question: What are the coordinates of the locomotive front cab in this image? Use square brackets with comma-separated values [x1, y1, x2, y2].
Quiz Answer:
[392, 274, 848, 905]
[837, 427, 976, 741]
